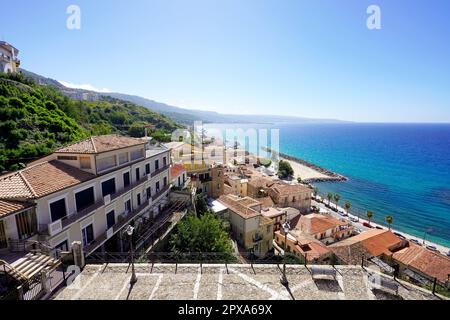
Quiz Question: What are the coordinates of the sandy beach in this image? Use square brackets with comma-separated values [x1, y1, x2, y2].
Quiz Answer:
[283, 157, 332, 181]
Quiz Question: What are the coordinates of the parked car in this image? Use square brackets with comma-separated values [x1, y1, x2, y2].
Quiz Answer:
[362, 222, 373, 228]
[350, 217, 359, 223]
[447, 251, 450, 257]
[410, 238, 421, 245]
[375, 226, 384, 230]
[426, 245, 438, 252]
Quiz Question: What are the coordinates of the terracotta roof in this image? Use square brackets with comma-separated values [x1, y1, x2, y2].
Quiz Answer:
[269, 182, 311, 195]
[392, 244, 450, 283]
[259, 196, 274, 208]
[0, 160, 95, 199]
[55, 135, 145, 154]
[296, 214, 348, 235]
[170, 164, 186, 179]
[275, 231, 331, 261]
[217, 195, 260, 219]
[236, 197, 261, 208]
[329, 229, 405, 258]
[247, 176, 273, 188]
[0, 200, 33, 218]
[261, 207, 284, 218]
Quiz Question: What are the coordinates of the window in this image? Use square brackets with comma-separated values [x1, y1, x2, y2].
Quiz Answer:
[124, 199, 131, 215]
[156, 181, 160, 192]
[80, 156, 91, 169]
[123, 172, 130, 188]
[101, 178, 116, 197]
[50, 198, 67, 222]
[55, 240, 69, 252]
[57, 155, 77, 161]
[145, 163, 150, 175]
[178, 177, 181, 186]
[97, 156, 116, 172]
[106, 210, 115, 229]
[155, 159, 159, 170]
[146, 187, 151, 200]
[137, 193, 141, 206]
[163, 157, 167, 166]
[163, 177, 167, 186]
[81, 224, 94, 247]
[15, 209, 37, 240]
[75, 187, 95, 212]
[135, 168, 140, 181]
[118, 152, 129, 165]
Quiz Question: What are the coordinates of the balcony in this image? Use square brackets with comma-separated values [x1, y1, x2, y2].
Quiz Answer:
[84, 200, 151, 255]
[151, 165, 170, 178]
[152, 184, 170, 202]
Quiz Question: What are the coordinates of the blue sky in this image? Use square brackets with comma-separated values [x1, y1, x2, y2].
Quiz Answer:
[1, 0, 449, 122]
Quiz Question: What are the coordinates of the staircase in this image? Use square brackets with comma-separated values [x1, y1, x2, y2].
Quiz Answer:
[1, 253, 60, 283]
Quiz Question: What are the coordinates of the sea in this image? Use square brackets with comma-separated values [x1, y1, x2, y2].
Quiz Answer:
[204, 122, 450, 248]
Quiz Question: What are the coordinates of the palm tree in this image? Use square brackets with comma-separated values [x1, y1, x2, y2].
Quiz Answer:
[385, 215, 393, 230]
[344, 201, 351, 214]
[334, 193, 341, 209]
[367, 210, 374, 225]
[312, 187, 318, 198]
[327, 192, 333, 206]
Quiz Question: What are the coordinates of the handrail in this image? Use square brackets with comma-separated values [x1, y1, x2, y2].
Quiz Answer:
[0, 259, 29, 281]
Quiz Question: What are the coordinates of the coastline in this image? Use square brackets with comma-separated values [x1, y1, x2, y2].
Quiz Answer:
[313, 195, 450, 255]
[261, 146, 347, 182]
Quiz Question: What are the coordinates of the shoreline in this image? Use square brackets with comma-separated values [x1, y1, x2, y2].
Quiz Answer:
[261, 146, 347, 182]
[313, 195, 450, 255]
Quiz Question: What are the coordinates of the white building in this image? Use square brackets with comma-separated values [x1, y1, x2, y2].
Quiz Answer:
[0, 41, 20, 73]
[0, 135, 171, 257]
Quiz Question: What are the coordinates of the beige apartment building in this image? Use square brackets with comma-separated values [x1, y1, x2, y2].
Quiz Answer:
[217, 195, 273, 257]
[0, 135, 171, 257]
[266, 182, 312, 213]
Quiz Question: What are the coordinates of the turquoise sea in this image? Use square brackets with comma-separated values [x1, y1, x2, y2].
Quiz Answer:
[205, 123, 450, 248]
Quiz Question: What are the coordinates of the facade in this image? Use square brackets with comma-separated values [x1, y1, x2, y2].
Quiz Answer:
[224, 175, 248, 197]
[0, 41, 20, 73]
[170, 164, 187, 188]
[246, 176, 273, 199]
[189, 164, 224, 199]
[0, 135, 171, 257]
[217, 194, 273, 257]
[266, 182, 312, 213]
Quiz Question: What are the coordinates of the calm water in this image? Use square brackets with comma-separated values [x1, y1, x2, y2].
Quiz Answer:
[205, 123, 450, 247]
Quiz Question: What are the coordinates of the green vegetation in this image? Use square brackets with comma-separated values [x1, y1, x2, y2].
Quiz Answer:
[344, 201, 351, 213]
[334, 193, 341, 208]
[0, 72, 181, 171]
[169, 212, 234, 255]
[385, 215, 393, 230]
[367, 210, 374, 225]
[258, 158, 272, 168]
[327, 192, 333, 206]
[194, 194, 209, 215]
[277, 160, 294, 179]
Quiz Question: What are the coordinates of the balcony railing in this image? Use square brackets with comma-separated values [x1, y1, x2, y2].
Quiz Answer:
[84, 200, 151, 255]
[151, 165, 170, 178]
[152, 185, 170, 202]
[39, 176, 152, 237]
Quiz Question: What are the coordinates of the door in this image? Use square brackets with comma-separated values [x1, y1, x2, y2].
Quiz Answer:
[82, 224, 94, 247]
[0, 220, 7, 249]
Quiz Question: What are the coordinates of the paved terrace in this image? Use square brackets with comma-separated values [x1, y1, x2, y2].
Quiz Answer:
[54, 264, 440, 300]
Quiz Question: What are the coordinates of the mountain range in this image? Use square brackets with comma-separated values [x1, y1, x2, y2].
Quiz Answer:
[20, 69, 348, 125]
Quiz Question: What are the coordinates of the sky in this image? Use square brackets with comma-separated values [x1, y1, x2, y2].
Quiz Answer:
[1, 0, 450, 122]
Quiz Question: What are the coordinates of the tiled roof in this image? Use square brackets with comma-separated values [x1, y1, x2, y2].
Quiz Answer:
[236, 197, 261, 208]
[218, 195, 260, 219]
[297, 214, 348, 235]
[0, 200, 33, 218]
[259, 196, 274, 208]
[55, 135, 145, 154]
[392, 244, 450, 283]
[0, 160, 95, 199]
[170, 164, 186, 179]
[269, 182, 311, 195]
[247, 176, 273, 188]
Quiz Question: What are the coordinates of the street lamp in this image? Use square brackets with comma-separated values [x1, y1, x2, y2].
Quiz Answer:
[280, 215, 290, 286]
[126, 225, 137, 285]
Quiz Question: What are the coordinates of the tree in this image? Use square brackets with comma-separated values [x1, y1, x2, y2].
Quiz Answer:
[277, 160, 294, 179]
[194, 194, 209, 215]
[327, 192, 333, 206]
[334, 193, 341, 209]
[344, 201, 351, 214]
[169, 212, 233, 254]
[297, 177, 302, 184]
[367, 210, 374, 225]
[385, 215, 393, 230]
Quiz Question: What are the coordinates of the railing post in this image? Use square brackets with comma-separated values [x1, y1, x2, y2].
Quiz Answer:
[432, 277, 437, 294]
[16, 285, 24, 300]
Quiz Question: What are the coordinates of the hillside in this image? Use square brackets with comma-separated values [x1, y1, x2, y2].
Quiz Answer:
[0, 72, 181, 172]
[20, 69, 349, 125]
